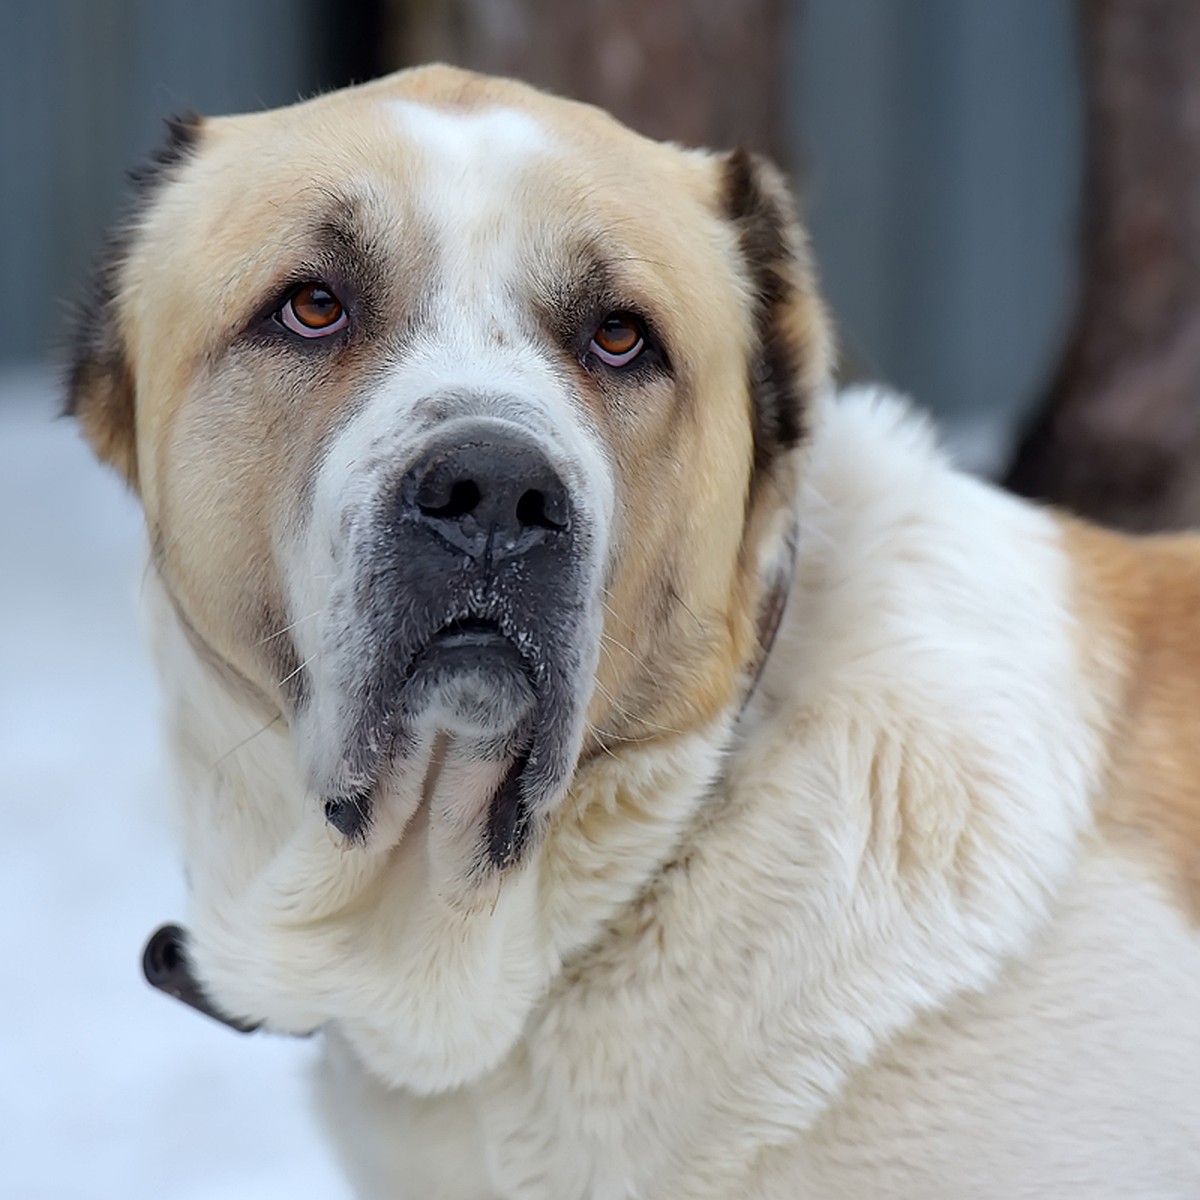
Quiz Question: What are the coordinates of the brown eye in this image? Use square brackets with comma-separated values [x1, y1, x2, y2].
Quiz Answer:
[279, 282, 347, 338]
[590, 313, 645, 367]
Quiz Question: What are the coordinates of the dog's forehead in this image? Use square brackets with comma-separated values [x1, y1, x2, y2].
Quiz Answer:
[124, 72, 731, 366]
[207, 68, 679, 204]
[358, 64, 661, 168]
[223, 68, 713, 243]
[145, 76, 700, 290]
[377, 99, 559, 286]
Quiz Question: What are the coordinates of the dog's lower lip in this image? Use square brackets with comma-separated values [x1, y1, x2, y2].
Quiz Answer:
[431, 617, 510, 650]
[413, 619, 529, 680]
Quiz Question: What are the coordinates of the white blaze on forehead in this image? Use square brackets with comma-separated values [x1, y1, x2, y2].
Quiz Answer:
[385, 100, 552, 260]
[384, 99, 554, 313]
[387, 99, 551, 167]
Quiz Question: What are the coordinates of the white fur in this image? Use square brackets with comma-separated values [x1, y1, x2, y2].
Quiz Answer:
[149, 387, 1200, 1197]
[387, 100, 551, 192]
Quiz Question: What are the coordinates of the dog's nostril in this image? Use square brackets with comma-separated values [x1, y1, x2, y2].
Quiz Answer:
[419, 478, 481, 520]
[516, 488, 567, 532]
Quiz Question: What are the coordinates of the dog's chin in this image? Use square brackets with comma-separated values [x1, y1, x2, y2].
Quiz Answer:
[322, 621, 550, 863]
[404, 625, 538, 750]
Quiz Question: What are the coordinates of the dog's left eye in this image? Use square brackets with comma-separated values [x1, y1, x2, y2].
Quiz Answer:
[277, 282, 348, 338]
[589, 313, 646, 368]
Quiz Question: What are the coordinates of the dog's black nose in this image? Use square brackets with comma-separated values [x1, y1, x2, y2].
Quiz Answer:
[405, 429, 571, 560]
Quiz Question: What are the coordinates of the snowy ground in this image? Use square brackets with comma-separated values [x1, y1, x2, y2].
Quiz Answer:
[0, 367, 352, 1199]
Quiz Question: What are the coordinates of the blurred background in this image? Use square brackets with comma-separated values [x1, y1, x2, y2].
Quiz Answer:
[1, 0, 1085, 473]
[1, 1, 1195, 1197]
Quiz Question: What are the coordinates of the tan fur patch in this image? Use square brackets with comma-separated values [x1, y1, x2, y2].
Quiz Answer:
[1062, 517, 1200, 921]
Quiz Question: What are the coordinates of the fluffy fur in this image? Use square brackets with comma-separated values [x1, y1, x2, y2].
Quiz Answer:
[70, 66, 1200, 1198]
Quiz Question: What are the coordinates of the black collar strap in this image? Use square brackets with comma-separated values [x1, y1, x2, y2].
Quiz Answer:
[142, 923, 262, 1034]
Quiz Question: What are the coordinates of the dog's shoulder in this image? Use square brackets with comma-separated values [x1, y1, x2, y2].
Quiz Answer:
[1063, 518, 1200, 923]
[793, 386, 1200, 928]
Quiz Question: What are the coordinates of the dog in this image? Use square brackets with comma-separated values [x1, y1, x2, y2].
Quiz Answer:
[69, 65, 1200, 1198]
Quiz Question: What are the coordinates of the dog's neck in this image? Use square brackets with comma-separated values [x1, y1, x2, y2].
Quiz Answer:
[142, 546, 747, 1083]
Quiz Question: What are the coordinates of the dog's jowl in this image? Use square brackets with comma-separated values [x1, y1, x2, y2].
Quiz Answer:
[70, 65, 1200, 1199]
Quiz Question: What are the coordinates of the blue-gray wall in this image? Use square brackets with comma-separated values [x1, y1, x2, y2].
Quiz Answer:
[0, 0, 332, 363]
[795, 0, 1083, 457]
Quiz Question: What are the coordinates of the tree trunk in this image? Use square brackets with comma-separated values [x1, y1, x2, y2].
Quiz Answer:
[383, 0, 790, 163]
[1006, 0, 1200, 531]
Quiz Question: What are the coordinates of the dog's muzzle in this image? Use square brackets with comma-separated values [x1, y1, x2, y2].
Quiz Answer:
[320, 418, 596, 866]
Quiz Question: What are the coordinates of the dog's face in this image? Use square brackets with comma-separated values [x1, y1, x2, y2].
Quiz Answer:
[70, 66, 829, 1068]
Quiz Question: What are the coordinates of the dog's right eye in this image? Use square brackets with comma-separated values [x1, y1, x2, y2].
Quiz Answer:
[590, 313, 646, 368]
[277, 282, 348, 338]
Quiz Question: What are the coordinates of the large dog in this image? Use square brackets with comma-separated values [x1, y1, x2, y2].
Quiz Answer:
[70, 65, 1200, 1197]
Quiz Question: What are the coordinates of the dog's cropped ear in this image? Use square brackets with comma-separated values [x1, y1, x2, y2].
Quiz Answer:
[64, 113, 203, 490]
[721, 148, 832, 480]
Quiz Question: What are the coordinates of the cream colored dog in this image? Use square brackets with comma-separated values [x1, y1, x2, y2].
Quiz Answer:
[70, 65, 1200, 1198]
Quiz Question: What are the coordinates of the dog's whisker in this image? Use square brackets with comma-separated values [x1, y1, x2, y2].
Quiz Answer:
[584, 719, 623, 761]
[277, 651, 318, 689]
[210, 713, 283, 770]
[667, 586, 707, 637]
[596, 636, 667, 701]
[600, 630, 647, 666]
[591, 677, 685, 737]
[587, 722, 665, 747]
[257, 608, 323, 645]
[596, 638, 630, 687]
[599, 593, 643, 640]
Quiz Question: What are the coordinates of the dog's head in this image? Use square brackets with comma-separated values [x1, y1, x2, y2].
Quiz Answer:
[69, 66, 830, 1081]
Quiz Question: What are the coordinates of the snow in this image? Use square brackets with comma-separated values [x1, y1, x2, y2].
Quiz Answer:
[0, 368, 353, 1199]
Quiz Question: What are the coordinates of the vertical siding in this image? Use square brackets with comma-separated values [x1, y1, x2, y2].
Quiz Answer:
[795, 0, 1083, 450]
[0, 0, 327, 363]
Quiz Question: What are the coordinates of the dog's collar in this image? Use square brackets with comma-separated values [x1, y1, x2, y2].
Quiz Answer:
[142, 924, 262, 1035]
